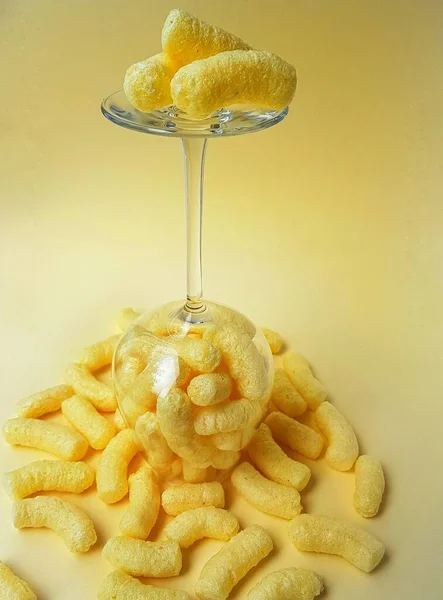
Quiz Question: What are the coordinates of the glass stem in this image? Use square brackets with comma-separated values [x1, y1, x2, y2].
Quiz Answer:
[182, 137, 207, 312]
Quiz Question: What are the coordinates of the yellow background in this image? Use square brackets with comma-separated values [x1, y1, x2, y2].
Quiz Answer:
[1, 1, 442, 598]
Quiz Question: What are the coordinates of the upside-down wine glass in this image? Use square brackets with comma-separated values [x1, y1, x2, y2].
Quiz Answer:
[101, 90, 288, 478]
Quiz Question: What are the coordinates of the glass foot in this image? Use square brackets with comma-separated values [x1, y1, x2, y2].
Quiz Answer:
[101, 89, 288, 138]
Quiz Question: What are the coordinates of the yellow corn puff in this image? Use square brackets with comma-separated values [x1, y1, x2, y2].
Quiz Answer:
[98, 570, 190, 600]
[261, 328, 284, 354]
[354, 455, 385, 517]
[187, 373, 232, 406]
[296, 409, 323, 435]
[161, 482, 225, 516]
[0, 561, 36, 600]
[78, 334, 120, 372]
[117, 354, 146, 393]
[165, 507, 239, 548]
[162, 9, 251, 68]
[171, 50, 296, 119]
[62, 395, 116, 450]
[315, 401, 359, 471]
[195, 525, 273, 600]
[135, 412, 176, 475]
[248, 424, 311, 491]
[231, 462, 302, 519]
[175, 339, 221, 373]
[15, 384, 73, 419]
[288, 514, 385, 573]
[194, 398, 262, 435]
[120, 465, 160, 540]
[247, 567, 323, 600]
[283, 352, 327, 410]
[64, 363, 117, 412]
[211, 326, 269, 402]
[182, 461, 214, 483]
[211, 448, 241, 471]
[3, 418, 88, 461]
[13, 496, 97, 553]
[211, 429, 250, 452]
[271, 368, 307, 418]
[119, 369, 157, 428]
[210, 305, 256, 338]
[265, 411, 324, 459]
[124, 53, 174, 112]
[156, 388, 215, 468]
[96, 429, 139, 504]
[3, 460, 94, 499]
[102, 536, 182, 577]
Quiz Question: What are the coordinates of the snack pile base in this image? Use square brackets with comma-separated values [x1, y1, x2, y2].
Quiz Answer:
[1, 306, 387, 599]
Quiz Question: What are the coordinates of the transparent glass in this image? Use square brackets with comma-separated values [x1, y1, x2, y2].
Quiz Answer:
[101, 89, 288, 138]
[103, 91, 288, 479]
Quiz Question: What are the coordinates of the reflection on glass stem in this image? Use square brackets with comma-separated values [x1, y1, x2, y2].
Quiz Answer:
[183, 137, 207, 314]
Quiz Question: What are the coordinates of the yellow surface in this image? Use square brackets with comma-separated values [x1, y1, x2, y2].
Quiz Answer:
[1, 1, 442, 598]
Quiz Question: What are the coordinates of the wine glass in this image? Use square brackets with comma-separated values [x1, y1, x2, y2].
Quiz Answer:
[101, 91, 288, 478]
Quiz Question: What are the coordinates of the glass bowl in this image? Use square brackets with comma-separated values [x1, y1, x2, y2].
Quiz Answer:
[113, 300, 274, 479]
